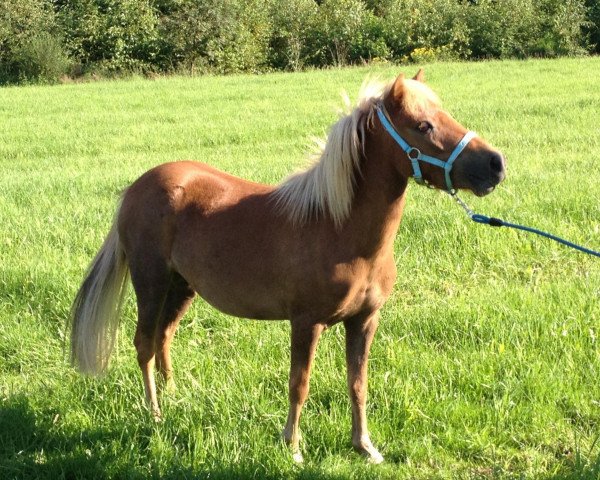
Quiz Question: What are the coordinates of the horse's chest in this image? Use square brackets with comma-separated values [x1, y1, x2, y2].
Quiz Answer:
[344, 283, 385, 317]
[323, 258, 396, 323]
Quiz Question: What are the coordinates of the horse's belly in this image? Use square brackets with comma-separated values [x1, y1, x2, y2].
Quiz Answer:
[193, 281, 288, 320]
[172, 248, 290, 320]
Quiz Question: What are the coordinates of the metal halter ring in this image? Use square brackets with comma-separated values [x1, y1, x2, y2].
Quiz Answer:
[406, 147, 421, 160]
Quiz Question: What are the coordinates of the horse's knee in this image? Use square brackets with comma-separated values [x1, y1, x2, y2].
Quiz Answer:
[348, 376, 367, 400]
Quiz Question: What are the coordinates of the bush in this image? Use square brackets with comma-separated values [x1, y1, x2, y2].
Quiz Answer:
[58, 0, 160, 75]
[13, 32, 71, 82]
[0, 0, 70, 83]
[208, 0, 272, 74]
[156, 0, 271, 75]
[377, 1, 412, 60]
[377, 0, 590, 61]
[465, 0, 589, 58]
[377, 0, 470, 61]
[350, 10, 391, 62]
[465, 0, 539, 58]
[586, 0, 600, 53]
[532, 0, 589, 56]
[306, 0, 365, 66]
[269, 0, 318, 71]
[1, 0, 598, 84]
[410, 0, 470, 58]
[305, 0, 391, 67]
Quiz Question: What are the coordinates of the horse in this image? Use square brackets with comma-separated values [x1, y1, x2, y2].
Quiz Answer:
[70, 69, 506, 464]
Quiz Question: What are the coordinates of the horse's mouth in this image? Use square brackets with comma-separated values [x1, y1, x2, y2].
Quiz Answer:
[473, 184, 496, 197]
[469, 172, 504, 197]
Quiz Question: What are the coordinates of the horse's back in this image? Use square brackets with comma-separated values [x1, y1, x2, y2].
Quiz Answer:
[125, 160, 268, 202]
[118, 161, 293, 318]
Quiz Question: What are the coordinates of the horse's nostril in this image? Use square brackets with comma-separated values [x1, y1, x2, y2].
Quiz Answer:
[490, 152, 505, 175]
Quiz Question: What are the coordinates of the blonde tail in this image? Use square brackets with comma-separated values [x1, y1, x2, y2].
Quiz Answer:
[70, 214, 129, 375]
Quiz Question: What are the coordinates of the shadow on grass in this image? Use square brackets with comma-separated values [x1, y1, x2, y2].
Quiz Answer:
[4, 394, 598, 479]
[545, 453, 600, 480]
[0, 395, 349, 480]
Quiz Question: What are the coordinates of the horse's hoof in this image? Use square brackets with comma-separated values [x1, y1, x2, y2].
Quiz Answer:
[281, 427, 303, 463]
[292, 451, 304, 463]
[151, 409, 163, 423]
[366, 449, 384, 464]
[353, 438, 384, 464]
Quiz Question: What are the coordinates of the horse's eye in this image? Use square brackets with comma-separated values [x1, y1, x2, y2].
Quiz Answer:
[417, 121, 433, 134]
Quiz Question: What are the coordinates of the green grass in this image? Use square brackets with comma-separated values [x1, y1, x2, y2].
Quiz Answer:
[1, 57, 600, 479]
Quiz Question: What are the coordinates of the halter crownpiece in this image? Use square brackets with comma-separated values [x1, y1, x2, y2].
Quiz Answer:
[375, 104, 477, 192]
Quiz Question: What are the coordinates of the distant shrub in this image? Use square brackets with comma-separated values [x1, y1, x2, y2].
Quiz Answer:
[305, 0, 391, 67]
[586, 0, 600, 53]
[377, 2, 412, 60]
[377, 0, 470, 60]
[155, 0, 271, 75]
[0, 0, 70, 83]
[408, 45, 458, 64]
[531, 0, 589, 56]
[209, 0, 271, 74]
[350, 10, 391, 62]
[465, 0, 539, 58]
[306, 0, 366, 66]
[58, 0, 160, 75]
[465, 0, 588, 58]
[269, 0, 318, 71]
[411, 0, 470, 58]
[13, 32, 71, 82]
[1, 0, 598, 84]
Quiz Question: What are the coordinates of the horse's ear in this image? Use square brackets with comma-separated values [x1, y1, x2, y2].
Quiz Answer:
[413, 69, 425, 82]
[390, 73, 405, 102]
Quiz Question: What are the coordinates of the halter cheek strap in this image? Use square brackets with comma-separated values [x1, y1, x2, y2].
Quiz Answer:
[375, 104, 476, 192]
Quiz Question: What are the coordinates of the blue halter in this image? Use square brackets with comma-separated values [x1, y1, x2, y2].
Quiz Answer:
[376, 104, 476, 192]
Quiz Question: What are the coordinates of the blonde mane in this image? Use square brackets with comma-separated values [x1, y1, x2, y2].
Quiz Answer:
[271, 77, 439, 227]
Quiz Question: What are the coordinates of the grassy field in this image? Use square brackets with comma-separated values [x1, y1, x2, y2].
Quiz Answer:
[1, 57, 600, 479]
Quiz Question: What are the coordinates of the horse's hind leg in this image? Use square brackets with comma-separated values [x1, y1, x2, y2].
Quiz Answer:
[154, 272, 195, 393]
[130, 258, 193, 418]
[133, 300, 162, 418]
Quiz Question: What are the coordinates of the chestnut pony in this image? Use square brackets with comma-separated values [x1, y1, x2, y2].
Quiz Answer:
[70, 70, 505, 463]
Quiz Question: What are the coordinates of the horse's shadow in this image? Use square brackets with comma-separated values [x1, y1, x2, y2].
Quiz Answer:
[1, 394, 126, 479]
[0, 394, 353, 480]
[2, 394, 598, 479]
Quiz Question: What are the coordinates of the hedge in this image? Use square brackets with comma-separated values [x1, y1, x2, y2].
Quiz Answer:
[0, 0, 598, 84]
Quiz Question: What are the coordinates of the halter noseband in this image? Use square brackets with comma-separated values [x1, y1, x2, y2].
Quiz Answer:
[376, 104, 476, 192]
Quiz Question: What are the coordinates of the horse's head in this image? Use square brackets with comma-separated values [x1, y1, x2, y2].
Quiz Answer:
[380, 70, 505, 196]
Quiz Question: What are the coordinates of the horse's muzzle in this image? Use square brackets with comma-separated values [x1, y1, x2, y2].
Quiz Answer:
[471, 150, 506, 197]
[490, 151, 506, 181]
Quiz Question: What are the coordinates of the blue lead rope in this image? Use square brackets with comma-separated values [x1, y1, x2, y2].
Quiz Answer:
[450, 193, 600, 258]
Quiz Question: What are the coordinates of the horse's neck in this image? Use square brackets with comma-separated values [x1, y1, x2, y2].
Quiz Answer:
[343, 137, 408, 258]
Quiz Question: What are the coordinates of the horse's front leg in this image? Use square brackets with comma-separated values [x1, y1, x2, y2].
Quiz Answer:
[282, 318, 324, 463]
[344, 311, 384, 464]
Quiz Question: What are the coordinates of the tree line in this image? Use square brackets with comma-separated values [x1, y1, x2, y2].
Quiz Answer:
[1, 0, 599, 84]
